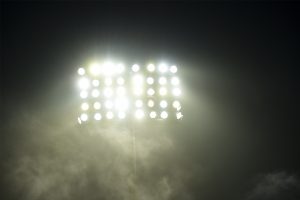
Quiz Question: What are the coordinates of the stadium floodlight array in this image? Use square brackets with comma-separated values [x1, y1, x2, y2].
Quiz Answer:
[77, 61, 183, 124]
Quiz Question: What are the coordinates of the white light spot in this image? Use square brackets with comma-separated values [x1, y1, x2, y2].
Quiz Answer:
[159, 87, 167, 96]
[94, 113, 102, 120]
[149, 111, 157, 119]
[116, 87, 126, 96]
[159, 77, 167, 85]
[160, 100, 168, 108]
[92, 80, 99, 87]
[94, 102, 101, 110]
[172, 88, 181, 96]
[133, 87, 143, 96]
[78, 67, 85, 75]
[135, 109, 144, 119]
[160, 111, 168, 119]
[117, 77, 125, 85]
[147, 64, 155, 72]
[132, 74, 143, 84]
[135, 100, 143, 108]
[80, 113, 88, 121]
[81, 102, 89, 111]
[118, 112, 126, 119]
[158, 63, 168, 73]
[147, 100, 155, 107]
[106, 111, 114, 119]
[80, 91, 88, 99]
[103, 88, 113, 97]
[102, 61, 115, 75]
[172, 100, 181, 110]
[105, 100, 114, 109]
[115, 98, 129, 111]
[90, 63, 101, 75]
[78, 77, 90, 90]
[91, 89, 100, 97]
[104, 77, 113, 86]
[176, 112, 183, 119]
[170, 65, 177, 73]
[147, 88, 155, 96]
[171, 77, 180, 85]
[116, 63, 125, 73]
[132, 64, 140, 72]
[146, 77, 154, 85]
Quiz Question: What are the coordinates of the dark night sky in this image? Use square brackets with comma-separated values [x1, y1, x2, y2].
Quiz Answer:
[1, 2, 300, 200]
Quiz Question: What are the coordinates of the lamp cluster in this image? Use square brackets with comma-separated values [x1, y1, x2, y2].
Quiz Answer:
[77, 62, 183, 123]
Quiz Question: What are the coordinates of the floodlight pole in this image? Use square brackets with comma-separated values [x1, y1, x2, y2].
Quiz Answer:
[130, 121, 137, 177]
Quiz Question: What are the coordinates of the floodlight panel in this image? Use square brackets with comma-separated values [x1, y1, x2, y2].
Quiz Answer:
[77, 61, 182, 122]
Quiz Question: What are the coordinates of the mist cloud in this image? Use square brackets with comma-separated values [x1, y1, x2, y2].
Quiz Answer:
[246, 171, 300, 200]
[2, 107, 193, 200]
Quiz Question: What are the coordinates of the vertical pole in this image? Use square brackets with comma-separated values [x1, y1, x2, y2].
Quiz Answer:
[132, 123, 137, 177]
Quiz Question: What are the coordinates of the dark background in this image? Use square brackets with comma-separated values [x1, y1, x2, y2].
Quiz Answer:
[1, 2, 300, 200]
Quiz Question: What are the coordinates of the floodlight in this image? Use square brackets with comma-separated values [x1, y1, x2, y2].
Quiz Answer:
[147, 100, 155, 107]
[172, 100, 181, 110]
[81, 102, 89, 111]
[146, 77, 154, 85]
[133, 87, 143, 96]
[132, 74, 143, 84]
[118, 111, 126, 119]
[94, 102, 101, 110]
[105, 100, 114, 109]
[135, 109, 144, 119]
[80, 113, 88, 121]
[90, 63, 101, 75]
[115, 98, 129, 111]
[176, 112, 183, 119]
[103, 88, 113, 97]
[147, 88, 155, 96]
[94, 113, 102, 120]
[102, 61, 115, 75]
[132, 64, 140, 72]
[170, 65, 177, 73]
[117, 77, 125, 85]
[92, 80, 99, 87]
[77, 61, 183, 122]
[160, 100, 168, 108]
[158, 63, 168, 73]
[160, 111, 168, 119]
[172, 88, 181, 96]
[171, 77, 180, 85]
[116, 63, 125, 73]
[79, 77, 90, 90]
[78, 67, 85, 75]
[91, 89, 100, 98]
[80, 91, 88, 99]
[106, 111, 114, 119]
[135, 100, 143, 108]
[149, 111, 157, 119]
[159, 87, 167, 96]
[104, 77, 113, 86]
[116, 87, 126, 96]
[158, 77, 167, 85]
[147, 64, 155, 72]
